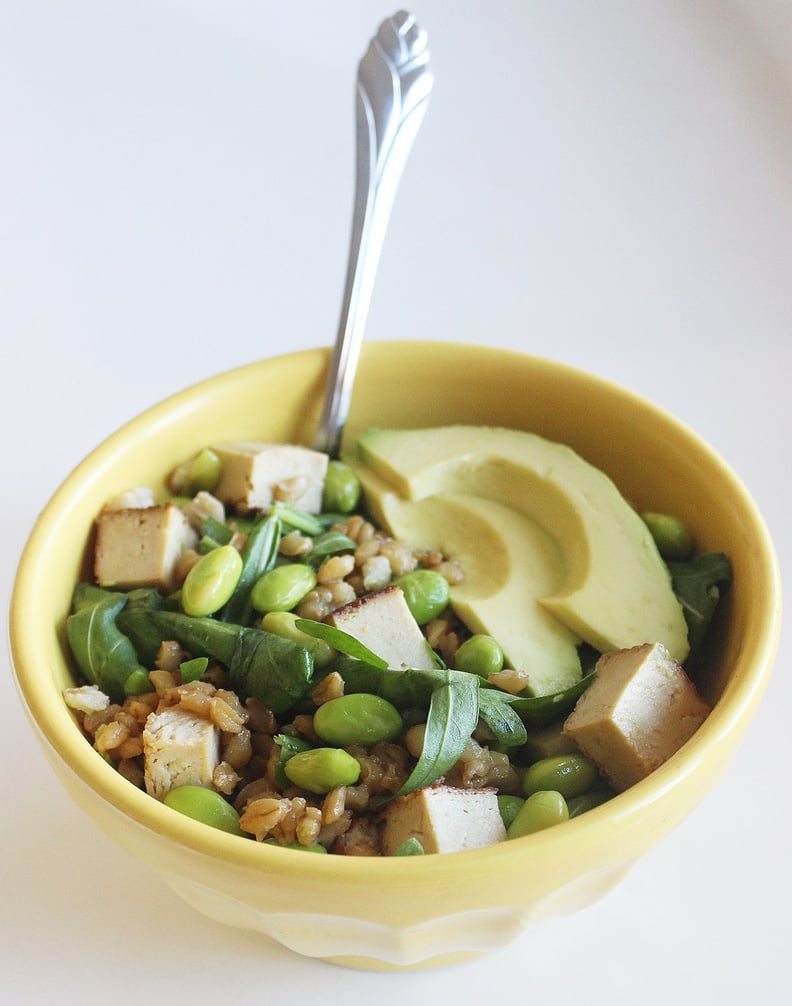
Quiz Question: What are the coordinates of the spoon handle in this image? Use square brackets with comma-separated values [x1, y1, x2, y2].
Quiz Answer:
[313, 10, 433, 457]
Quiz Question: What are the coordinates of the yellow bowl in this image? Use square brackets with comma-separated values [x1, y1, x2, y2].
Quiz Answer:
[9, 342, 781, 970]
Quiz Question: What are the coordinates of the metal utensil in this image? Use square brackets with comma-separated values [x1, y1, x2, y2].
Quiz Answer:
[313, 10, 433, 457]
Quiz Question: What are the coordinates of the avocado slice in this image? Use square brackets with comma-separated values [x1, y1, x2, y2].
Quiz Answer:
[376, 492, 583, 696]
[346, 426, 689, 684]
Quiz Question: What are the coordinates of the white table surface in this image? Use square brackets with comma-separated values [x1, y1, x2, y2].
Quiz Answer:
[1, 2, 789, 1002]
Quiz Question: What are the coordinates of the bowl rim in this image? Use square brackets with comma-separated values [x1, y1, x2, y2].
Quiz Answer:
[9, 341, 784, 878]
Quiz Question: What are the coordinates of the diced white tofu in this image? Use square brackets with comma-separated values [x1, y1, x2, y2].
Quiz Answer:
[325, 585, 437, 670]
[211, 442, 329, 514]
[63, 684, 111, 714]
[382, 785, 506, 855]
[143, 707, 220, 800]
[94, 502, 199, 593]
[103, 487, 156, 511]
[563, 642, 711, 792]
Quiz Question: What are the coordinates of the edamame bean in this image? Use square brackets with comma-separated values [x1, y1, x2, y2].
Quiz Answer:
[264, 840, 328, 853]
[322, 460, 361, 513]
[507, 790, 569, 839]
[172, 447, 222, 495]
[123, 668, 152, 696]
[251, 563, 317, 613]
[454, 634, 505, 677]
[522, 753, 599, 800]
[394, 837, 425, 856]
[182, 544, 243, 617]
[641, 511, 694, 560]
[283, 747, 361, 794]
[395, 569, 450, 625]
[164, 785, 244, 836]
[567, 789, 614, 818]
[313, 693, 403, 746]
[497, 794, 525, 830]
[261, 611, 335, 667]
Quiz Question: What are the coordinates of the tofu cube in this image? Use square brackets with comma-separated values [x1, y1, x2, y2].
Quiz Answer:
[325, 585, 437, 670]
[382, 785, 506, 855]
[563, 642, 711, 792]
[94, 502, 198, 593]
[211, 442, 329, 514]
[143, 707, 220, 800]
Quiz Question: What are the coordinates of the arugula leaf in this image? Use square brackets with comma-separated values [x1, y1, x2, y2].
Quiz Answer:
[273, 733, 313, 788]
[146, 610, 314, 713]
[304, 530, 358, 566]
[397, 673, 480, 796]
[495, 671, 597, 727]
[295, 619, 388, 668]
[668, 551, 733, 659]
[477, 687, 528, 747]
[66, 583, 147, 703]
[219, 513, 280, 625]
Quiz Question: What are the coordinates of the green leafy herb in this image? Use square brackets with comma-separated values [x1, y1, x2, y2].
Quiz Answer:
[296, 619, 388, 669]
[495, 671, 597, 727]
[397, 673, 480, 796]
[66, 583, 147, 703]
[202, 515, 234, 545]
[143, 610, 315, 713]
[477, 687, 528, 747]
[115, 587, 166, 666]
[270, 502, 323, 536]
[304, 530, 358, 566]
[179, 656, 209, 683]
[273, 733, 313, 788]
[220, 513, 280, 624]
[668, 551, 733, 660]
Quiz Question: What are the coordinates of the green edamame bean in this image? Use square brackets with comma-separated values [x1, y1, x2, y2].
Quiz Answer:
[283, 747, 361, 794]
[123, 668, 152, 696]
[164, 785, 244, 836]
[522, 753, 599, 800]
[182, 544, 243, 617]
[394, 837, 425, 856]
[641, 511, 694, 560]
[507, 790, 569, 839]
[261, 611, 335, 667]
[251, 563, 317, 613]
[567, 789, 614, 818]
[313, 693, 403, 746]
[322, 460, 361, 513]
[454, 634, 505, 677]
[497, 794, 525, 830]
[395, 569, 450, 625]
[264, 840, 328, 854]
[172, 447, 222, 495]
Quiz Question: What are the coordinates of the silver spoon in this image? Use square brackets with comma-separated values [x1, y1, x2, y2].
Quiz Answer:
[313, 10, 433, 457]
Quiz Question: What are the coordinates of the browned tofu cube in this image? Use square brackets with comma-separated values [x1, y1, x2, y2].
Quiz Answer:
[563, 642, 711, 792]
[382, 785, 506, 855]
[325, 585, 437, 670]
[94, 502, 198, 593]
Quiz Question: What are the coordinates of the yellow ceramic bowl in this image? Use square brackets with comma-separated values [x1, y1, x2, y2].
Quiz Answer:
[10, 342, 781, 970]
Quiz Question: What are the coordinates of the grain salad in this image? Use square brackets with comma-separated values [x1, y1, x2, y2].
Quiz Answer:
[63, 434, 731, 855]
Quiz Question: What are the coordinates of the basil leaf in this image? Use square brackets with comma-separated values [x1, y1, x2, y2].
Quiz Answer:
[397, 673, 480, 796]
[295, 619, 388, 669]
[66, 583, 147, 703]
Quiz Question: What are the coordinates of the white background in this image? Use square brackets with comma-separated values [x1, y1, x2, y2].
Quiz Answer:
[1, 2, 789, 1002]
